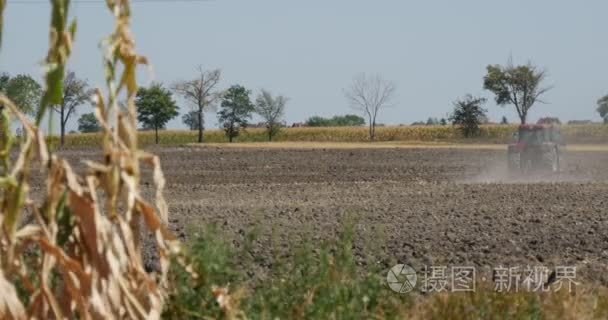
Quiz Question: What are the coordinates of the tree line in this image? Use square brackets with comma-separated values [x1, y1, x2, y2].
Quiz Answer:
[4, 59, 608, 145]
[305, 114, 365, 127]
[346, 59, 554, 140]
[135, 73, 288, 144]
[0, 68, 289, 144]
[0, 71, 93, 145]
[344, 59, 606, 140]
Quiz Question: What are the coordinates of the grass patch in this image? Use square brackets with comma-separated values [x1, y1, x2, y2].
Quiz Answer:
[164, 222, 412, 319]
[164, 223, 608, 319]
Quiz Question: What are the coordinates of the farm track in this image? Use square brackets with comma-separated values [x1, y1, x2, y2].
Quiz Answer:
[54, 146, 608, 284]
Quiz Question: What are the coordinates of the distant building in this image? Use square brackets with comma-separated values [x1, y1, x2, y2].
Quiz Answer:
[537, 117, 562, 125]
[249, 121, 288, 128]
[567, 120, 593, 125]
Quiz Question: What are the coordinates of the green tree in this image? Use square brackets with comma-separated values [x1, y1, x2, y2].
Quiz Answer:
[77, 112, 100, 133]
[218, 85, 254, 142]
[182, 110, 200, 130]
[305, 114, 365, 127]
[305, 116, 329, 127]
[1, 73, 42, 116]
[537, 117, 561, 125]
[597, 95, 608, 124]
[501, 116, 509, 125]
[483, 60, 551, 124]
[136, 83, 179, 144]
[52, 71, 91, 145]
[333, 114, 365, 126]
[255, 90, 287, 141]
[426, 117, 439, 125]
[450, 95, 487, 138]
[0, 72, 9, 92]
[439, 118, 447, 125]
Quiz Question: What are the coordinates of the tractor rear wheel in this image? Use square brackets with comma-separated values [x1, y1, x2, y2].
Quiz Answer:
[542, 147, 560, 172]
[507, 150, 521, 174]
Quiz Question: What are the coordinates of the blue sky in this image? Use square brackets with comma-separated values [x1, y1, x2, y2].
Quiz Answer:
[1, 0, 607, 131]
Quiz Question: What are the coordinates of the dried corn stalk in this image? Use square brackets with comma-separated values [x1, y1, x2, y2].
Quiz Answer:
[0, 0, 181, 319]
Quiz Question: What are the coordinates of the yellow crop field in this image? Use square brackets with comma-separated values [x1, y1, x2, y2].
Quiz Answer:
[53, 124, 608, 147]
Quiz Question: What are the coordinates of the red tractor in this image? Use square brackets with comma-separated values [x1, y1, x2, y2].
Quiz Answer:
[507, 124, 563, 174]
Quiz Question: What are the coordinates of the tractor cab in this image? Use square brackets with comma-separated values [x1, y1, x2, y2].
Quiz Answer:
[508, 124, 563, 174]
[512, 124, 563, 147]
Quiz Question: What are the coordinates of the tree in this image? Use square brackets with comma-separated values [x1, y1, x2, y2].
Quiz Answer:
[335, 114, 365, 126]
[255, 90, 287, 141]
[0, 73, 9, 92]
[483, 59, 552, 124]
[344, 73, 395, 141]
[305, 116, 328, 127]
[537, 117, 561, 125]
[136, 83, 179, 144]
[52, 71, 91, 145]
[439, 118, 447, 126]
[1, 73, 42, 116]
[450, 95, 488, 138]
[597, 95, 608, 124]
[218, 85, 254, 142]
[426, 117, 439, 125]
[77, 112, 101, 133]
[501, 116, 509, 125]
[182, 110, 200, 130]
[172, 68, 221, 143]
[305, 114, 365, 127]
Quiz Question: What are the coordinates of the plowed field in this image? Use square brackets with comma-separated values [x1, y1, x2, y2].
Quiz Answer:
[57, 146, 608, 284]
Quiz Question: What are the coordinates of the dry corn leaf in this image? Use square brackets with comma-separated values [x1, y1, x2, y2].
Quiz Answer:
[0, 1, 183, 318]
[0, 270, 26, 320]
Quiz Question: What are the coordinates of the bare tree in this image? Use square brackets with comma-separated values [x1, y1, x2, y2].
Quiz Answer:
[52, 71, 91, 146]
[255, 89, 287, 141]
[344, 73, 396, 141]
[172, 67, 221, 143]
